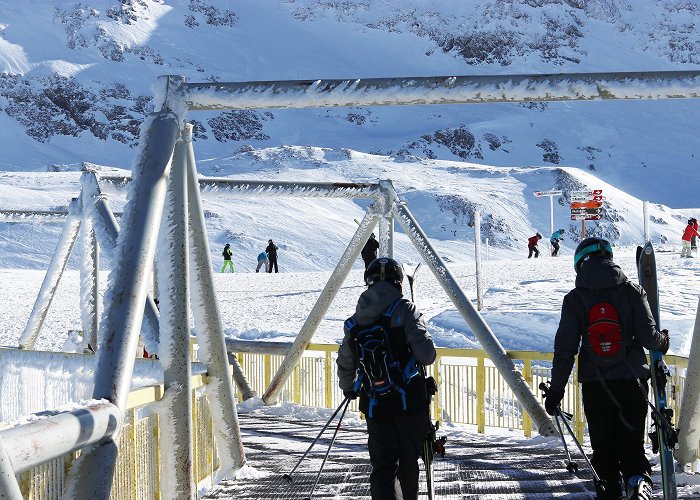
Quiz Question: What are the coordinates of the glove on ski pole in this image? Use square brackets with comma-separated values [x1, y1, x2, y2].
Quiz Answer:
[282, 396, 350, 483]
[302, 397, 352, 500]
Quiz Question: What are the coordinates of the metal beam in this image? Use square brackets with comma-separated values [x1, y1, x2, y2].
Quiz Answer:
[390, 193, 557, 437]
[263, 210, 379, 405]
[181, 71, 700, 111]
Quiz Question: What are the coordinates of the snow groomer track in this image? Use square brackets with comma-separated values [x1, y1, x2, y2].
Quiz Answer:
[205, 414, 604, 499]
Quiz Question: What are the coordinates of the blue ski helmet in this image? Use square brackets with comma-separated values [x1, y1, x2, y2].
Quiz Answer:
[574, 237, 613, 272]
[364, 257, 404, 286]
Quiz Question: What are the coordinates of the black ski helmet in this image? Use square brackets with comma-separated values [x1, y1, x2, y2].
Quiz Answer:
[364, 257, 404, 286]
[573, 237, 613, 272]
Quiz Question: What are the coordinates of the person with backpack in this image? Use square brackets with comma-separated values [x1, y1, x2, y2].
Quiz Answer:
[221, 243, 234, 273]
[544, 238, 670, 500]
[266, 239, 279, 272]
[682, 218, 700, 258]
[337, 257, 436, 500]
[527, 232, 542, 258]
[255, 251, 269, 273]
[361, 233, 380, 270]
[550, 228, 565, 257]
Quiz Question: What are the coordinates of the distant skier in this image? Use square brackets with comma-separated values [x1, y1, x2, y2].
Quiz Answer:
[544, 238, 669, 500]
[361, 233, 380, 269]
[681, 218, 700, 258]
[337, 257, 436, 500]
[527, 233, 542, 258]
[550, 229, 565, 257]
[255, 251, 269, 273]
[266, 239, 279, 273]
[221, 243, 235, 273]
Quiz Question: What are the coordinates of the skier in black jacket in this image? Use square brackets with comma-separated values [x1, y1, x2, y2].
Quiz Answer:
[545, 237, 669, 500]
[361, 233, 380, 270]
[265, 239, 279, 273]
[337, 258, 436, 500]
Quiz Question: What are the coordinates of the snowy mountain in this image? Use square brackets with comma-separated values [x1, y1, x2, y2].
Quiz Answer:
[0, 0, 699, 211]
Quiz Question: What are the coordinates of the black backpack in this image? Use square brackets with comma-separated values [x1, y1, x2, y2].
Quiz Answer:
[344, 299, 420, 417]
[578, 284, 631, 367]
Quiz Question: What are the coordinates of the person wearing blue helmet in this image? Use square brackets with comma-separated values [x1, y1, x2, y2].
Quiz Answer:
[545, 237, 669, 500]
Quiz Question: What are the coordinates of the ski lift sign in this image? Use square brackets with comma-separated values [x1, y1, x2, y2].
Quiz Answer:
[570, 190, 603, 220]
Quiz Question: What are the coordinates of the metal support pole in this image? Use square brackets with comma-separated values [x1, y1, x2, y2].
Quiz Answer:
[263, 211, 379, 405]
[378, 212, 394, 258]
[67, 110, 179, 499]
[18, 197, 82, 350]
[643, 200, 650, 243]
[81, 172, 161, 353]
[677, 297, 700, 465]
[159, 128, 195, 498]
[549, 195, 555, 236]
[0, 438, 22, 500]
[391, 199, 556, 436]
[80, 200, 99, 352]
[474, 210, 483, 311]
[184, 131, 247, 474]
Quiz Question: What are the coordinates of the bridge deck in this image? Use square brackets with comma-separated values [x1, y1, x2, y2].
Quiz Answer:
[205, 413, 603, 499]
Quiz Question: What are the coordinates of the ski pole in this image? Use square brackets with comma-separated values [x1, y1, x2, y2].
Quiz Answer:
[557, 407, 605, 489]
[282, 397, 349, 483]
[302, 397, 352, 500]
[553, 411, 578, 473]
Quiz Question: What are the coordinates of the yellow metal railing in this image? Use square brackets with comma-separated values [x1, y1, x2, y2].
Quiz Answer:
[13, 346, 688, 499]
[237, 345, 688, 443]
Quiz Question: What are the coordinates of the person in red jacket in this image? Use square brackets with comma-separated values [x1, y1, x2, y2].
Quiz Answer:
[527, 233, 542, 258]
[681, 218, 700, 258]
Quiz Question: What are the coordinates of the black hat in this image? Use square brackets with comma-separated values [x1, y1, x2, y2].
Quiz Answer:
[364, 258, 404, 287]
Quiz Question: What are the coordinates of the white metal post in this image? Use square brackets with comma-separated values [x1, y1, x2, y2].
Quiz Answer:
[0, 438, 22, 500]
[676, 297, 700, 465]
[474, 210, 483, 311]
[159, 128, 195, 498]
[184, 132, 247, 474]
[643, 200, 650, 243]
[18, 197, 82, 350]
[68, 110, 179, 498]
[549, 196, 554, 236]
[263, 211, 379, 405]
[391, 199, 556, 436]
[80, 200, 99, 352]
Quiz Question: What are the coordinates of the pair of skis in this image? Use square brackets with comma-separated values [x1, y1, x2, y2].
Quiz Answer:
[637, 242, 679, 500]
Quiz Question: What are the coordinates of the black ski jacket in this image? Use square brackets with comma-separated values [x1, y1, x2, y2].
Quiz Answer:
[361, 237, 379, 261]
[337, 281, 436, 416]
[550, 256, 669, 391]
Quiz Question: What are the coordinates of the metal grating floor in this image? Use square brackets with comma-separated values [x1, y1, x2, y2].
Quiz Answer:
[203, 413, 685, 499]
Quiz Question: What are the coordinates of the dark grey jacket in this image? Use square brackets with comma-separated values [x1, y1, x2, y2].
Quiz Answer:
[337, 281, 436, 412]
[550, 256, 669, 391]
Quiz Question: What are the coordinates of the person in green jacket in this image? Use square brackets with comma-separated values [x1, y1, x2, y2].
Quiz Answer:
[221, 243, 235, 273]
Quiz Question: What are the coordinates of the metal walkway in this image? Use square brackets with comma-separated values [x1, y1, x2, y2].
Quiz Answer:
[204, 413, 598, 499]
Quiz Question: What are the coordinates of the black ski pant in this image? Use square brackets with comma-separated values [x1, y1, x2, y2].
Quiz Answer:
[551, 240, 560, 256]
[528, 245, 539, 258]
[362, 255, 375, 270]
[582, 379, 651, 499]
[267, 256, 278, 273]
[366, 412, 428, 500]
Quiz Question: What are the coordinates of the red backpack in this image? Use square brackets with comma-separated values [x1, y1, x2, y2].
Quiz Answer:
[579, 285, 630, 366]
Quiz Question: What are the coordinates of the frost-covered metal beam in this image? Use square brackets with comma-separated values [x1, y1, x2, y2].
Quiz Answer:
[0, 436, 22, 499]
[181, 71, 700, 111]
[389, 189, 557, 437]
[99, 175, 382, 200]
[18, 198, 82, 350]
[263, 209, 379, 405]
[677, 297, 700, 465]
[0, 401, 120, 474]
[0, 209, 75, 222]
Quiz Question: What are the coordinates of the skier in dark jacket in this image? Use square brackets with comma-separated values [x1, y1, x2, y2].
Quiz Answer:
[221, 243, 234, 273]
[544, 238, 669, 500]
[528, 232, 542, 258]
[361, 233, 380, 269]
[337, 257, 436, 500]
[265, 239, 279, 273]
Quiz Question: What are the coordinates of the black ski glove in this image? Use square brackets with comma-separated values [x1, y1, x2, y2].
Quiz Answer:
[544, 387, 565, 416]
[343, 390, 358, 400]
[660, 329, 670, 353]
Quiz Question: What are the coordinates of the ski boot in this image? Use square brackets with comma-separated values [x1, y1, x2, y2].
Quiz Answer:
[626, 474, 652, 500]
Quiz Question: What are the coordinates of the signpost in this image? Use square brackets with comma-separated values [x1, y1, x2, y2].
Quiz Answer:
[570, 190, 603, 237]
[533, 190, 563, 236]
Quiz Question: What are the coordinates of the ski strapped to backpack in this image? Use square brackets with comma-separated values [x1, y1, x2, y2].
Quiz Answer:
[344, 298, 420, 418]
